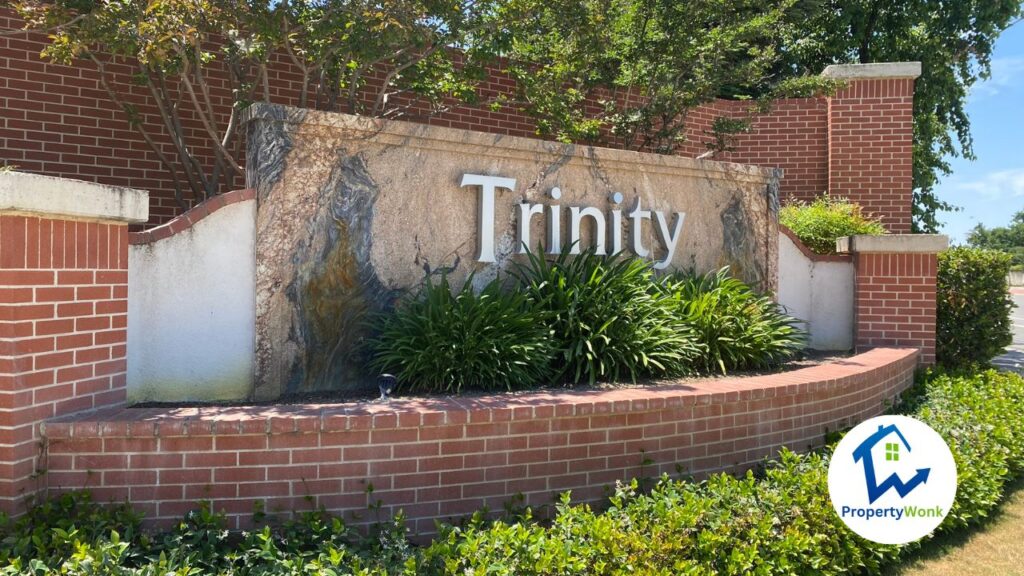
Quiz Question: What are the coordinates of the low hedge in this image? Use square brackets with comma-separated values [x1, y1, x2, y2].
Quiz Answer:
[4, 368, 1024, 575]
[936, 246, 1014, 368]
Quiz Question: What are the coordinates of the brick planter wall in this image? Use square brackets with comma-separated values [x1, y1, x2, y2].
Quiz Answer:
[40, 348, 918, 535]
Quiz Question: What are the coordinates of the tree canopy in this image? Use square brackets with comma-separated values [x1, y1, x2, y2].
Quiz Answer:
[12, 0, 1024, 230]
[13, 0, 836, 206]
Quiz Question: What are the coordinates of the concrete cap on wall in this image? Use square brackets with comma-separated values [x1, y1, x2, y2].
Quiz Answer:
[0, 172, 149, 223]
[821, 62, 922, 80]
[836, 234, 948, 254]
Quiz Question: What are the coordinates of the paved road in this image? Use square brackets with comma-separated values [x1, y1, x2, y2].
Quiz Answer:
[992, 290, 1024, 372]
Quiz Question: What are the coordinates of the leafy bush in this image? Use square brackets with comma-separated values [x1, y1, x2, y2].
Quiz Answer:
[6, 369, 1024, 575]
[936, 247, 1014, 367]
[0, 492, 142, 566]
[368, 275, 554, 394]
[780, 195, 887, 254]
[370, 249, 803, 390]
[662, 268, 805, 373]
[902, 369, 1024, 529]
[515, 249, 703, 385]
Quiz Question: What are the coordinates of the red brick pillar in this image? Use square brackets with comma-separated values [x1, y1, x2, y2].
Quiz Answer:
[823, 63, 920, 233]
[838, 235, 948, 365]
[0, 173, 147, 512]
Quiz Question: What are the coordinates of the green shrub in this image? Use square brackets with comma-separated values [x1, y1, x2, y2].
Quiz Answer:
[779, 195, 886, 254]
[368, 275, 554, 394]
[662, 268, 805, 373]
[936, 246, 1014, 367]
[515, 249, 703, 385]
[0, 492, 142, 566]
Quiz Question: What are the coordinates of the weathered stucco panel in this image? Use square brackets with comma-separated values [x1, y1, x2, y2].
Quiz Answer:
[246, 104, 780, 400]
[127, 200, 256, 402]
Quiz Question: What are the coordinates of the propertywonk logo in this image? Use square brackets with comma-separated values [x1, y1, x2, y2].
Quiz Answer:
[828, 415, 957, 545]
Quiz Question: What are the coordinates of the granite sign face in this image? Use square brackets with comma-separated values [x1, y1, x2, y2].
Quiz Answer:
[244, 104, 781, 400]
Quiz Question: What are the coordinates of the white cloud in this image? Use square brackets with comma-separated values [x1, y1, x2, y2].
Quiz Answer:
[971, 57, 1024, 98]
[954, 168, 1024, 199]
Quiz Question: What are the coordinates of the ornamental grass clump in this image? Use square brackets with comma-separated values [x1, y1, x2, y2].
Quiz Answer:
[663, 268, 805, 374]
[779, 194, 886, 254]
[515, 248, 704, 385]
[367, 275, 554, 394]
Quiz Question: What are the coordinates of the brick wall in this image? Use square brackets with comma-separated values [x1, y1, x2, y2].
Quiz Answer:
[827, 77, 916, 233]
[1, 8, 916, 230]
[0, 214, 130, 511]
[840, 235, 947, 364]
[853, 253, 938, 363]
[40, 347, 918, 534]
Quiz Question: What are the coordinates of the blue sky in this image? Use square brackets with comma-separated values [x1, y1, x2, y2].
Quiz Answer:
[935, 22, 1024, 244]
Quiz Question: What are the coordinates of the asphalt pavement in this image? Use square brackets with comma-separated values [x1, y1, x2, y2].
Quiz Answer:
[992, 290, 1024, 372]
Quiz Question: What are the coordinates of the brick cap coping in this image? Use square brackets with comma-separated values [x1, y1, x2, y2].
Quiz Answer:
[41, 347, 918, 438]
[780, 226, 852, 263]
[243, 103, 782, 184]
[836, 234, 948, 255]
[0, 172, 149, 223]
[129, 189, 255, 245]
[822, 62, 922, 80]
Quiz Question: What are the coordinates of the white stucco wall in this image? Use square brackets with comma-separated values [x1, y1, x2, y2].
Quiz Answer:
[127, 200, 256, 402]
[777, 232, 855, 351]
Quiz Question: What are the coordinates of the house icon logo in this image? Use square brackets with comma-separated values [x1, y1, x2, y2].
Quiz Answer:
[852, 424, 931, 504]
[828, 415, 957, 545]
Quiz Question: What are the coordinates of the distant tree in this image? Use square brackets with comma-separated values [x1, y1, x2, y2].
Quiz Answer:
[759, 0, 1024, 232]
[967, 210, 1024, 269]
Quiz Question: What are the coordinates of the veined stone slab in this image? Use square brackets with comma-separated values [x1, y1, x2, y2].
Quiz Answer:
[244, 103, 781, 399]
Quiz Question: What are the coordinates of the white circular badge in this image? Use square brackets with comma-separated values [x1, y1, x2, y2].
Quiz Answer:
[828, 415, 957, 545]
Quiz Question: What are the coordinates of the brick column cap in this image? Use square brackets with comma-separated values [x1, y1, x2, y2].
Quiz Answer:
[837, 234, 948, 254]
[0, 172, 149, 223]
[822, 62, 922, 80]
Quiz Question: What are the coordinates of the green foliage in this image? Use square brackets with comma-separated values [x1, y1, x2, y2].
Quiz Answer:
[8, 369, 1024, 574]
[662, 268, 805, 374]
[0, 497, 415, 575]
[14, 0, 493, 205]
[779, 195, 887, 254]
[936, 247, 1014, 368]
[485, 0, 834, 152]
[0, 492, 142, 566]
[369, 248, 802, 391]
[515, 249, 703, 385]
[16, 0, 836, 199]
[901, 369, 1024, 530]
[368, 275, 554, 394]
[967, 210, 1024, 269]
